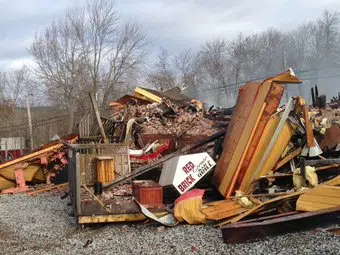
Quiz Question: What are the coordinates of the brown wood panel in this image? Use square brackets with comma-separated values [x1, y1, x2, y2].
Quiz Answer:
[231, 83, 284, 195]
[216, 80, 273, 197]
[213, 82, 260, 194]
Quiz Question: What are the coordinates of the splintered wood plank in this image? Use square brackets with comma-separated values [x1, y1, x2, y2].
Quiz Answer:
[302, 104, 315, 147]
[231, 83, 284, 196]
[0, 143, 64, 170]
[296, 186, 340, 212]
[205, 208, 248, 221]
[213, 82, 260, 192]
[217, 190, 305, 227]
[202, 200, 246, 221]
[202, 200, 238, 213]
[274, 148, 302, 171]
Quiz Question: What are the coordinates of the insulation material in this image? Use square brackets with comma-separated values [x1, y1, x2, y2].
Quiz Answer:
[174, 189, 206, 224]
[293, 166, 318, 189]
[235, 190, 254, 208]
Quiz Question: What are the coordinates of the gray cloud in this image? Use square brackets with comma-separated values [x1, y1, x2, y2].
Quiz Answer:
[1, 0, 340, 69]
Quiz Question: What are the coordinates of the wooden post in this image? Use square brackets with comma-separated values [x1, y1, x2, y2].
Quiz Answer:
[89, 92, 108, 143]
[282, 49, 289, 102]
[26, 98, 34, 151]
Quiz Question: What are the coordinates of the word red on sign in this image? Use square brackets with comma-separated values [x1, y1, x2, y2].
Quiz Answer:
[182, 161, 195, 174]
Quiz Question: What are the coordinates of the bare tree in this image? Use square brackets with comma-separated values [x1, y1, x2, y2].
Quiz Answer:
[198, 39, 230, 89]
[29, 0, 149, 132]
[147, 48, 177, 90]
[29, 12, 89, 133]
[174, 49, 200, 89]
[0, 66, 32, 106]
[73, 0, 148, 107]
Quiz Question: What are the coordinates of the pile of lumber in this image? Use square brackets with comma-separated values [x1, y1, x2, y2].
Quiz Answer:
[0, 134, 77, 193]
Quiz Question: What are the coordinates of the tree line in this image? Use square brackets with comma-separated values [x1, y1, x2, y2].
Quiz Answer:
[1, 0, 340, 135]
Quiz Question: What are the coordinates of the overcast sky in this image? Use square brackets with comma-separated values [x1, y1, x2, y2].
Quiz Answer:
[1, 0, 340, 70]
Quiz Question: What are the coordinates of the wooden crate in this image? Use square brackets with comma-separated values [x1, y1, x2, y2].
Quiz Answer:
[132, 180, 163, 207]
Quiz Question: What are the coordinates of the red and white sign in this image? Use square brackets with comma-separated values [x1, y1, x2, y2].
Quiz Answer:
[159, 153, 216, 194]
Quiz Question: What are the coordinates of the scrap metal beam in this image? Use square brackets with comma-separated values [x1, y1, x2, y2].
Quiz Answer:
[221, 207, 340, 244]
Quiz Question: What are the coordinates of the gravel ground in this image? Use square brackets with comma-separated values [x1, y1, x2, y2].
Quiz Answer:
[0, 194, 339, 255]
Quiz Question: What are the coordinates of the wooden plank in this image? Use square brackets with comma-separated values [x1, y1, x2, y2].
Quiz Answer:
[213, 82, 260, 192]
[216, 82, 268, 196]
[296, 201, 339, 211]
[226, 102, 266, 197]
[89, 92, 108, 143]
[303, 104, 315, 147]
[274, 148, 302, 170]
[78, 211, 168, 224]
[217, 190, 305, 227]
[27, 183, 68, 196]
[205, 208, 248, 221]
[79, 213, 147, 224]
[296, 185, 340, 212]
[325, 175, 340, 186]
[221, 207, 340, 244]
[231, 83, 284, 196]
[0, 143, 64, 170]
[134, 87, 162, 103]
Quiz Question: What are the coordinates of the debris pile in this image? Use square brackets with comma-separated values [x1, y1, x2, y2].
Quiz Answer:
[1, 69, 339, 244]
[0, 134, 77, 193]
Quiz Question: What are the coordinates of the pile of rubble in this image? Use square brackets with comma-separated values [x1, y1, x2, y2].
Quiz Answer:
[1, 69, 339, 244]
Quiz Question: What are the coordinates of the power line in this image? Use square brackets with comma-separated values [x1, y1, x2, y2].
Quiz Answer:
[184, 66, 340, 97]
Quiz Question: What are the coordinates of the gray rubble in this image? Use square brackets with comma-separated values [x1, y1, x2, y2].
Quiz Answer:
[0, 194, 339, 255]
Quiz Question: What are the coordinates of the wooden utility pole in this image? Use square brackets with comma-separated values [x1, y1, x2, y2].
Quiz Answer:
[26, 98, 34, 151]
[89, 92, 108, 143]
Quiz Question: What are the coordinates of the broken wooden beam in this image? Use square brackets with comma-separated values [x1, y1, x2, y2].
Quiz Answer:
[89, 92, 108, 143]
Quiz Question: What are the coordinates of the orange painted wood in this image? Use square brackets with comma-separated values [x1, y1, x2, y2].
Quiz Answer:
[303, 104, 315, 147]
